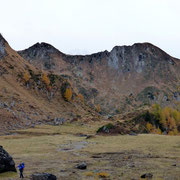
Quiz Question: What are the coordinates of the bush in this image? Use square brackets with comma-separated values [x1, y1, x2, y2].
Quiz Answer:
[96, 172, 109, 178]
[97, 123, 115, 133]
[64, 88, 72, 101]
[42, 73, 50, 87]
[85, 172, 94, 177]
[96, 104, 101, 113]
[146, 122, 153, 132]
[61, 81, 73, 101]
[23, 71, 31, 83]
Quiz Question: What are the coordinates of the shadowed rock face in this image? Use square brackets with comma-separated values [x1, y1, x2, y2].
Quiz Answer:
[0, 34, 6, 59]
[18, 43, 64, 70]
[0, 145, 16, 173]
[18, 42, 180, 114]
[18, 42, 63, 61]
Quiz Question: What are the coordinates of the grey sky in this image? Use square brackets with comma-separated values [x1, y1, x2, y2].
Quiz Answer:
[1, 0, 180, 58]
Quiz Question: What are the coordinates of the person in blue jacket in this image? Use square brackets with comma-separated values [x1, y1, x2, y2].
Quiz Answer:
[18, 163, 25, 178]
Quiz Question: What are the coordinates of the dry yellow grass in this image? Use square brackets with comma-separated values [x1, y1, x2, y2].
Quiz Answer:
[1, 122, 180, 179]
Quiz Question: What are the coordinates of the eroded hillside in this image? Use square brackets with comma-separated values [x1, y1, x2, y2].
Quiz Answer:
[0, 34, 97, 134]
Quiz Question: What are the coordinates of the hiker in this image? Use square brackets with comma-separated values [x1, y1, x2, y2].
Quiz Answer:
[18, 163, 25, 178]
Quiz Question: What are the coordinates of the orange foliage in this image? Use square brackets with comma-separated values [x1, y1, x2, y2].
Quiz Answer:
[23, 71, 31, 83]
[96, 172, 109, 178]
[168, 131, 174, 136]
[152, 104, 180, 135]
[42, 73, 50, 86]
[76, 94, 84, 103]
[146, 122, 153, 132]
[155, 127, 162, 135]
[96, 104, 101, 113]
[64, 88, 72, 101]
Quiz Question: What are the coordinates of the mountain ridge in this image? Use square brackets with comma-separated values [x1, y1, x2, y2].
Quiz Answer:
[19, 41, 180, 60]
[18, 38, 180, 115]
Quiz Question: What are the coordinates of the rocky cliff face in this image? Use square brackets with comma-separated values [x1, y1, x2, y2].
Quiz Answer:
[18, 43, 64, 70]
[19, 42, 180, 115]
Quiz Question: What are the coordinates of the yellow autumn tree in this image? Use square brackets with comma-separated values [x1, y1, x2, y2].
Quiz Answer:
[168, 131, 174, 136]
[151, 104, 180, 135]
[23, 71, 31, 83]
[172, 109, 180, 124]
[42, 73, 50, 87]
[146, 122, 153, 132]
[96, 104, 101, 113]
[155, 127, 162, 135]
[64, 88, 72, 101]
[77, 94, 84, 103]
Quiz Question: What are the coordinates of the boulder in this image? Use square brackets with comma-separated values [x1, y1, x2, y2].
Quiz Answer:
[0, 145, 16, 173]
[76, 162, 87, 170]
[54, 117, 65, 126]
[129, 132, 137, 136]
[31, 173, 57, 180]
[141, 173, 153, 179]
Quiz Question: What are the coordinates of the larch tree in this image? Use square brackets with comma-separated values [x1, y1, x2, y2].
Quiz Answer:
[23, 71, 31, 86]
[42, 73, 50, 87]
[64, 88, 72, 101]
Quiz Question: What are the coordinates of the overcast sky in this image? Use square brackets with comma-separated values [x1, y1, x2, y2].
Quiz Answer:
[1, 0, 180, 57]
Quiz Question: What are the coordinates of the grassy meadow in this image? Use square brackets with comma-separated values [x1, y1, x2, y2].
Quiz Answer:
[1, 122, 180, 179]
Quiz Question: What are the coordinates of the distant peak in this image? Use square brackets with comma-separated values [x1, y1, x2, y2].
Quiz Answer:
[110, 42, 174, 59]
[111, 42, 155, 50]
[19, 42, 63, 55]
[132, 42, 159, 49]
[28, 42, 57, 50]
[133, 42, 154, 46]
[18, 42, 64, 60]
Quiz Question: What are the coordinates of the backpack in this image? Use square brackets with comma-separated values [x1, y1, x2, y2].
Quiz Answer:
[18, 164, 22, 171]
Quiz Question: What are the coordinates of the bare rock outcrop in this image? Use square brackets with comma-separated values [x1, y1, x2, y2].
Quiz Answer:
[0, 145, 16, 173]
[0, 34, 6, 59]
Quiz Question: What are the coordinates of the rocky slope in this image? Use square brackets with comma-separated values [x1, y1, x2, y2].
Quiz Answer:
[0, 34, 96, 134]
[19, 41, 180, 115]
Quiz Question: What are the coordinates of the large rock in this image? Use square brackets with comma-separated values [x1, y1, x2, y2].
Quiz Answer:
[141, 173, 153, 179]
[53, 117, 65, 126]
[31, 173, 57, 180]
[76, 162, 87, 170]
[0, 145, 16, 173]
